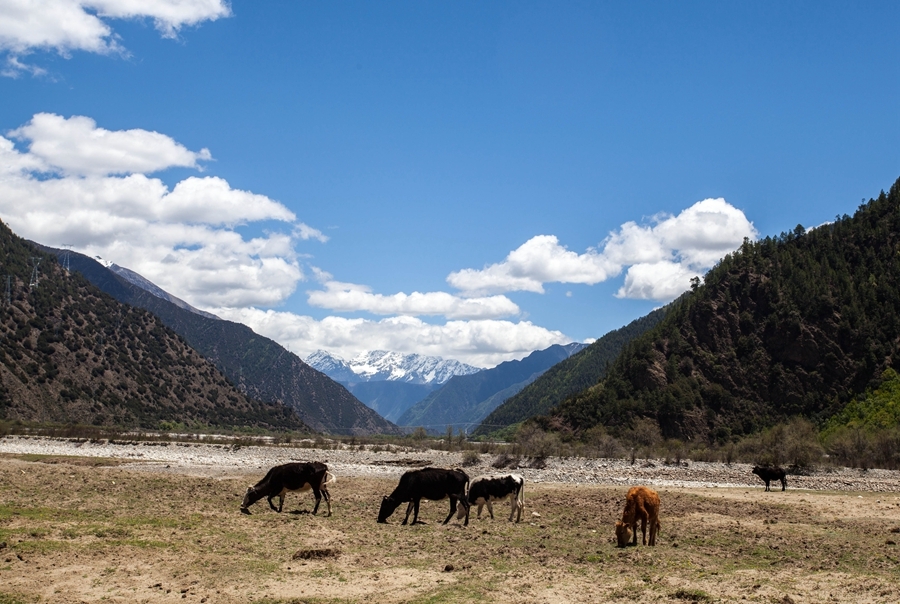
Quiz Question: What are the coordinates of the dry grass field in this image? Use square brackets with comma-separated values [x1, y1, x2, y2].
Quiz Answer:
[1, 454, 899, 604]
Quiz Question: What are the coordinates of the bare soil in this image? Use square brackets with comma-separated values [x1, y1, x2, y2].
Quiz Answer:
[2, 449, 900, 604]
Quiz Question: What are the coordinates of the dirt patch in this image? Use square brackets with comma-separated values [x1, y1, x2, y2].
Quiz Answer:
[292, 548, 340, 560]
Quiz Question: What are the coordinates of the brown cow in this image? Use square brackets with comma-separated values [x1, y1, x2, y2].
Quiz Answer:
[615, 486, 660, 547]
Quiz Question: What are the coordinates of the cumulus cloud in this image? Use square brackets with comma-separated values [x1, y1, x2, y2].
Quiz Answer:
[213, 308, 571, 368]
[307, 277, 520, 320]
[447, 234, 619, 295]
[0, 0, 229, 76]
[9, 113, 212, 177]
[448, 198, 757, 301]
[0, 114, 319, 308]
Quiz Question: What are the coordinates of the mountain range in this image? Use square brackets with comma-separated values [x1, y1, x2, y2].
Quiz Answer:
[306, 349, 481, 422]
[398, 343, 587, 433]
[307, 349, 481, 384]
[39, 246, 400, 435]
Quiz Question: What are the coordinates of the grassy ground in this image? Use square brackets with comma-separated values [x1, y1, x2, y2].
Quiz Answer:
[1, 454, 899, 603]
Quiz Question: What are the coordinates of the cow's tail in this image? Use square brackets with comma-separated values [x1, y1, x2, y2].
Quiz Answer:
[322, 470, 337, 488]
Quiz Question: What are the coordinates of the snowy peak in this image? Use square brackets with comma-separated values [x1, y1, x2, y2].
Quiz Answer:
[305, 350, 358, 383]
[307, 350, 481, 385]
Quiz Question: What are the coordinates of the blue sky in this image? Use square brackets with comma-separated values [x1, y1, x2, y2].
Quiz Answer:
[2, 1, 899, 367]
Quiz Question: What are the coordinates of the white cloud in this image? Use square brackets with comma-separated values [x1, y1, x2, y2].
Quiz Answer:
[9, 113, 212, 177]
[307, 279, 520, 320]
[0, 114, 319, 308]
[213, 308, 571, 368]
[615, 261, 697, 300]
[447, 234, 620, 295]
[0, 0, 229, 76]
[88, 0, 231, 38]
[448, 198, 757, 301]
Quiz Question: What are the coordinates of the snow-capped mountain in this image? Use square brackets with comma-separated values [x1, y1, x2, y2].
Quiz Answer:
[307, 350, 481, 385]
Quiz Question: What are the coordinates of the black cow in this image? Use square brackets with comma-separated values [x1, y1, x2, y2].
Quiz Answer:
[752, 465, 787, 491]
[377, 467, 470, 526]
[241, 462, 334, 515]
[459, 473, 525, 522]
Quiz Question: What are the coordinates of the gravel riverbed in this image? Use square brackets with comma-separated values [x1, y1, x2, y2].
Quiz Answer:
[2, 434, 898, 492]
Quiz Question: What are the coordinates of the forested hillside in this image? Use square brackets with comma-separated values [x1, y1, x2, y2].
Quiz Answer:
[473, 307, 669, 436]
[0, 221, 306, 431]
[548, 179, 900, 443]
[39, 247, 400, 436]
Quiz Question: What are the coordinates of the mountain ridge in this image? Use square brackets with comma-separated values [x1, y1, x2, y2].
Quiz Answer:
[473, 306, 671, 436]
[547, 179, 900, 442]
[398, 343, 587, 432]
[38, 247, 400, 435]
[1, 220, 307, 432]
[307, 349, 481, 385]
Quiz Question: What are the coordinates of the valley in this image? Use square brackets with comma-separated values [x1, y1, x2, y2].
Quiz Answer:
[1, 437, 898, 604]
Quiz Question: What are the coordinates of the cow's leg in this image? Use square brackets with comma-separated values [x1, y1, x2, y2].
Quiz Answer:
[321, 487, 332, 516]
[268, 494, 282, 513]
[443, 497, 458, 525]
[640, 515, 648, 545]
[460, 497, 470, 526]
[764, 479, 770, 492]
[649, 517, 657, 546]
[630, 521, 638, 546]
[508, 497, 517, 522]
[476, 503, 484, 519]
[412, 499, 422, 525]
[486, 500, 495, 520]
[781, 477, 786, 491]
[402, 501, 415, 525]
[513, 488, 524, 523]
[311, 488, 322, 515]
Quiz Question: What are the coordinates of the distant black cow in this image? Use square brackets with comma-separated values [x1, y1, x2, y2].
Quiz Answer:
[752, 465, 787, 491]
[241, 462, 334, 515]
[377, 467, 470, 526]
[458, 473, 524, 522]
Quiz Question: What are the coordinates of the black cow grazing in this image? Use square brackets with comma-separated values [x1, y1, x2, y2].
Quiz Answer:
[241, 462, 334, 515]
[752, 465, 787, 491]
[377, 467, 470, 526]
[458, 473, 525, 522]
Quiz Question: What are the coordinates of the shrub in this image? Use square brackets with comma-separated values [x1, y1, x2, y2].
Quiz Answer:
[461, 449, 480, 467]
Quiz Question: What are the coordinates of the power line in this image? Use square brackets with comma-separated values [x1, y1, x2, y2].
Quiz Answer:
[29, 258, 41, 290]
[61, 245, 73, 272]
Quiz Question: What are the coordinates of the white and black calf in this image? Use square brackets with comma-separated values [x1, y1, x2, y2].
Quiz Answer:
[241, 462, 334, 516]
[458, 473, 524, 523]
[377, 467, 470, 526]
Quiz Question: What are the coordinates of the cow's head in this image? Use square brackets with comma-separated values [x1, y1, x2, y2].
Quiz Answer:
[241, 486, 256, 512]
[377, 496, 400, 523]
[615, 521, 632, 548]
